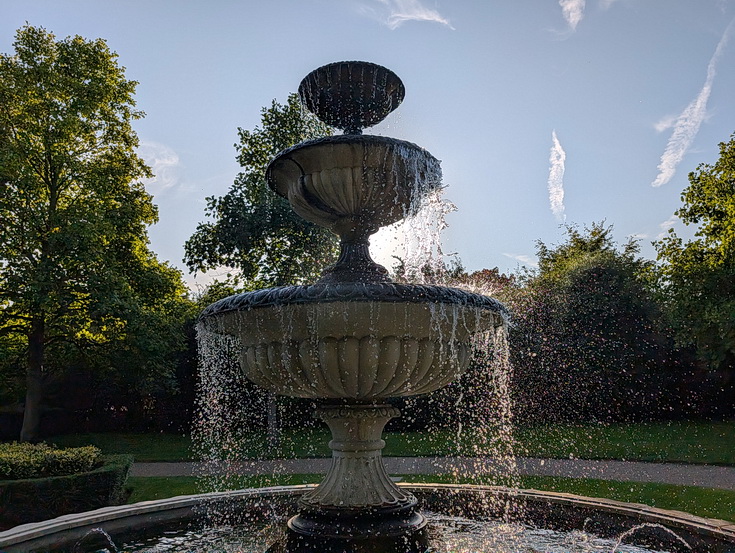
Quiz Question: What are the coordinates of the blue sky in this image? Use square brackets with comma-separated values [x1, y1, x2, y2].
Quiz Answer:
[2, 0, 734, 290]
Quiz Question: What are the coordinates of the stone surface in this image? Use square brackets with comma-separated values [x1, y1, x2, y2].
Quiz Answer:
[267, 135, 441, 241]
[299, 405, 414, 511]
[200, 283, 508, 317]
[2, 485, 733, 552]
[197, 60, 508, 546]
[289, 405, 426, 542]
[201, 297, 501, 399]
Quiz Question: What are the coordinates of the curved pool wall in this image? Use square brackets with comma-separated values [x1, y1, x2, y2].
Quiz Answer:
[1, 484, 733, 552]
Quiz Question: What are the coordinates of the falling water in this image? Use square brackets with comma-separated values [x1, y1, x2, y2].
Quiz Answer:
[370, 182, 522, 532]
[192, 328, 241, 521]
[192, 327, 288, 527]
[372, 187, 457, 283]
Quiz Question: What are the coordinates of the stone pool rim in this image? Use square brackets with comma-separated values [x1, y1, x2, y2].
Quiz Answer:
[1, 484, 733, 552]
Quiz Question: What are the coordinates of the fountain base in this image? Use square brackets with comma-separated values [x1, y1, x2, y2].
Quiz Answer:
[286, 404, 426, 549]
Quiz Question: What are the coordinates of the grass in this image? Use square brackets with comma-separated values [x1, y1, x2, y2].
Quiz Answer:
[410, 473, 735, 522]
[126, 474, 321, 503]
[514, 421, 735, 465]
[50, 432, 194, 462]
[125, 474, 735, 523]
[49, 421, 735, 465]
[49, 422, 735, 532]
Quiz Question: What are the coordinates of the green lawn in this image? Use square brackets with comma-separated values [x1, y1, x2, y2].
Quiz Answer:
[51, 432, 195, 462]
[125, 474, 735, 523]
[126, 474, 321, 503]
[514, 421, 735, 465]
[49, 421, 735, 465]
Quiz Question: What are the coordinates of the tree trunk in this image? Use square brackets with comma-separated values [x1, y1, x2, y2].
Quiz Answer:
[20, 317, 45, 442]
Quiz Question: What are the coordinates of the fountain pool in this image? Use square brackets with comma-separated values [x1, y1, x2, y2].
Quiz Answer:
[1, 484, 733, 552]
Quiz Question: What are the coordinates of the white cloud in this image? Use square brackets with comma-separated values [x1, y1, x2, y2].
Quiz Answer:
[599, 0, 619, 9]
[138, 141, 181, 195]
[503, 253, 539, 268]
[559, 0, 586, 31]
[652, 21, 733, 187]
[185, 266, 238, 295]
[656, 215, 679, 239]
[359, 0, 455, 30]
[548, 130, 567, 222]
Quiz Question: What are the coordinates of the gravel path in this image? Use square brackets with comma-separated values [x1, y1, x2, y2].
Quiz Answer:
[130, 457, 735, 491]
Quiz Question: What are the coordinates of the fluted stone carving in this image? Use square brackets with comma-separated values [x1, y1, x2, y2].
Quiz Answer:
[240, 336, 469, 399]
[203, 298, 497, 401]
[299, 405, 413, 510]
[268, 135, 441, 237]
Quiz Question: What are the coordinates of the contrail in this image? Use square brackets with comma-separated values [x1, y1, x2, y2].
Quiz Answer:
[548, 130, 567, 222]
[652, 20, 734, 187]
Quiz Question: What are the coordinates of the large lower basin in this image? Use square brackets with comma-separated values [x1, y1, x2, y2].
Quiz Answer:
[198, 283, 507, 399]
[1, 485, 733, 552]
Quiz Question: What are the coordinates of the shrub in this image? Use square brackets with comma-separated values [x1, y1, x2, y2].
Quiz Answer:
[0, 442, 102, 480]
[0, 454, 133, 530]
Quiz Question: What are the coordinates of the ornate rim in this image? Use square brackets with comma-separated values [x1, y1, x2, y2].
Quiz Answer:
[199, 283, 509, 322]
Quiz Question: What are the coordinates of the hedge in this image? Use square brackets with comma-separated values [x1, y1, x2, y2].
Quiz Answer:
[0, 442, 102, 480]
[0, 454, 133, 530]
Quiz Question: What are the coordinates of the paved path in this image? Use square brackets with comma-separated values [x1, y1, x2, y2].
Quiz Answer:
[130, 457, 735, 491]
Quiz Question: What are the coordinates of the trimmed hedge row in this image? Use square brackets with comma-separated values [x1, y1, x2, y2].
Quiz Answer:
[0, 454, 133, 530]
[0, 442, 102, 480]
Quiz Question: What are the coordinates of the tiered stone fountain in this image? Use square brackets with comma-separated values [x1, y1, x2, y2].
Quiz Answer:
[199, 61, 507, 552]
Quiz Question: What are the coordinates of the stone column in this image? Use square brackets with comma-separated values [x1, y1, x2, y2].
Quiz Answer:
[287, 403, 427, 547]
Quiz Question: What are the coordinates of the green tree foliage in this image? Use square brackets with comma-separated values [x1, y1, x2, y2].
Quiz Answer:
[655, 133, 735, 375]
[185, 95, 338, 449]
[184, 94, 338, 289]
[0, 26, 193, 440]
[511, 223, 674, 423]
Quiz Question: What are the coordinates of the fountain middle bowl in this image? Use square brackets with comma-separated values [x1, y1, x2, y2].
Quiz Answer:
[266, 134, 442, 237]
[199, 282, 507, 400]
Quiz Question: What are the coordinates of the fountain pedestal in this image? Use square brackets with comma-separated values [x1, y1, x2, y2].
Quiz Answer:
[287, 404, 428, 552]
[200, 61, 506, 553]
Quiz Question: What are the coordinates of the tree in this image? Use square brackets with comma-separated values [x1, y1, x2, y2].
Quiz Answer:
[511, 223, 673, 423]
[184, 94, 338, 288]
[655, 133, 735, 409]
[0, 25, 189, 440]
